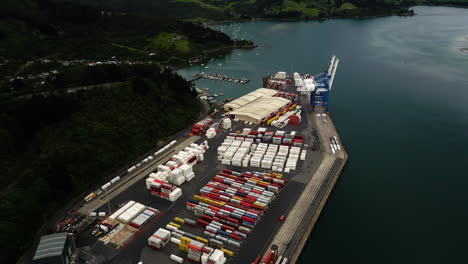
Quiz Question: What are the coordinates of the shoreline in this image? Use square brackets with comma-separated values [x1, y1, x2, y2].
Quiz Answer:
[169, 43, 257, 71]
[203, 10, 414, 26]
[201, 4, 468, 26]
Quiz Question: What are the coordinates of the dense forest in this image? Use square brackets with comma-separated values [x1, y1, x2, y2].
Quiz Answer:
[0, 64, 201, 263]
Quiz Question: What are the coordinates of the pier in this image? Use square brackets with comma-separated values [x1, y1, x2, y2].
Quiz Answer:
[261, 96, 348, 263]
[191, 72, 249, 84]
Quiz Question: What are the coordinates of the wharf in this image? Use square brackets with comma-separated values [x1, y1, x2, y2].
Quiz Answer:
[262, 96, 348, 263]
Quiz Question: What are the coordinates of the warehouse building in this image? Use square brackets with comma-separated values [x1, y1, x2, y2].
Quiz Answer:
[229, 96, 291, 124]
[33, 233, 76, 264]
[223, 88, 278, 111]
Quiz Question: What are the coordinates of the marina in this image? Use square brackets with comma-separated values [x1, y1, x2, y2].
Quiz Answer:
[191, 72, 249, 84]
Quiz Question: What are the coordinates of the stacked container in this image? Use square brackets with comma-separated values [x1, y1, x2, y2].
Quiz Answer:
[169, 168, 185, 186]
[148, 228, 171, 249]
[192, 118, 213, 135]
[300, 150, 307, 161]
[117, 202, 146, 223]
[185, 169, 286, 246]
[187, 240, 205, 262]
[180, 164, 195, 181]
[207, 249, 228, 264]
[147, 179, 183, 202]
[130, 207, 158, 228]
[286, 147, 301, 171]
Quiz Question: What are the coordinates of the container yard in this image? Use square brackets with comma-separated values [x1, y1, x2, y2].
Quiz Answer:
[56, 56, 346, 264]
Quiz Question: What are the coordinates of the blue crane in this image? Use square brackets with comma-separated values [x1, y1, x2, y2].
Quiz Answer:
[311, 55, 339, 112]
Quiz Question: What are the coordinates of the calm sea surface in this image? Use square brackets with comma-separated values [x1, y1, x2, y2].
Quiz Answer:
[178, 6, 468, 263]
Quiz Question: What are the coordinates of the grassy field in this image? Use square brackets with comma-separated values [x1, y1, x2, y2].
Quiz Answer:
[282, 0, 321, 17]
[338, 2, 358, 10]
[172, 0, 224, 11]
[149, 32, 191, 53]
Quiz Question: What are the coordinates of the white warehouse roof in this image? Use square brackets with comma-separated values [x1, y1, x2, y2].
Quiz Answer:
[224, 88, 278, 111]
[230, 97, 291, 124]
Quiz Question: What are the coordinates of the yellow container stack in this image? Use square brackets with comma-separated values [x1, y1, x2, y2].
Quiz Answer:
[179, 236, 191, 252]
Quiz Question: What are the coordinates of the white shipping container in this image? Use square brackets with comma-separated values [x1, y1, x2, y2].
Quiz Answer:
[170, 254, 184, 263]
[169, 188, 182, 202]
[110, 176, 120, 184]
[101, 182, 112, 190]
[109, 201, 136, 220]
[117, 202, 145, 223]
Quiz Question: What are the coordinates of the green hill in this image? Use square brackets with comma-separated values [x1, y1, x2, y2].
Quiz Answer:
[49, 0, 468, 20]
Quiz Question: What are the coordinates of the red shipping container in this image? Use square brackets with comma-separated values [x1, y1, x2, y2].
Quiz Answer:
[242, 216, 255, 223]
[188, 244, 202, 251]
[197, 219, 209, 227]
[202, 214, 213, 221]
[229, 234, 242, 241]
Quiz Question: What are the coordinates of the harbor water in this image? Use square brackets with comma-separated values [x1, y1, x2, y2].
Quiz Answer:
[178, 6, 468, 263]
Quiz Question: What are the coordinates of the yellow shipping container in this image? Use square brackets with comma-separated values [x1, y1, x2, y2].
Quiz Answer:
[180, 236, 191, 245]
[253, 203, 265, 209]
[169, 222, 181, 228]
[174, 217, 185, 224]
[222, 248, 234, 256]
[196, 236, 208, 245]
[213, 201, 225, 207]
[179, 244, 188, 252]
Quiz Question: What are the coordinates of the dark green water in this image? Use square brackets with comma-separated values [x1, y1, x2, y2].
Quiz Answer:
[179, 6, 468, 263]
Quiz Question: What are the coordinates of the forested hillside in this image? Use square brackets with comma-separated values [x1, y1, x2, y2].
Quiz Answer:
[0, 64, 201, 263]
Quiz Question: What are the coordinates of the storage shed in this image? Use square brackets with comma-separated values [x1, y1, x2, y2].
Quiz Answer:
[33, 233, 75, 264]
[223, 88, 278, 111]
[229, 97, 291, 124]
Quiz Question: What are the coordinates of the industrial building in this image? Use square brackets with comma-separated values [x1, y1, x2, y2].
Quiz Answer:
[223, 88, 291, 124]
[33, 233, 76, 264]
[229, 97, 291, 124]
[223, 88, 278, 111]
